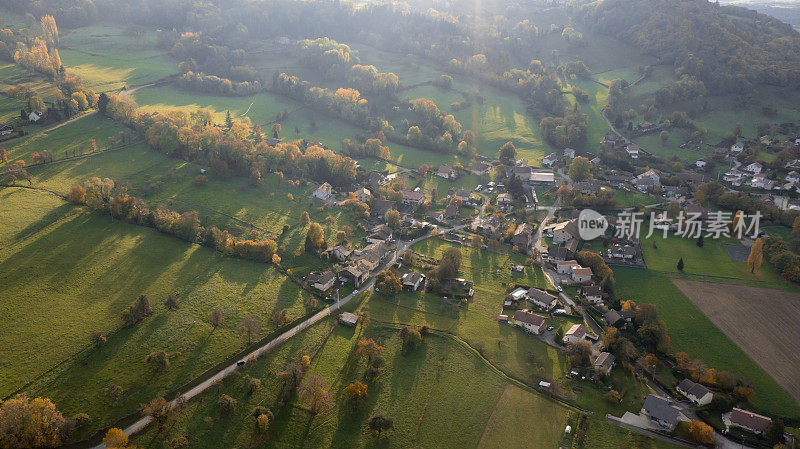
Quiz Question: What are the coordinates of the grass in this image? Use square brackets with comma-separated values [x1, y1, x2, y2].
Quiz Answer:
[133, 323, 573, 449]
[59, 25, 176, 91]
[613, 267, 800, 418]
[641, 233, 796, 290]
[2, 113, 133, 162]
[0, 187, 308, 436]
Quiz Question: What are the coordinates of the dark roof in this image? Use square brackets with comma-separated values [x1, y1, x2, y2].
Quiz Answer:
[594, 352, 615, 369]
[402, 190, 425, 201]
[642, 395, 680, 425]
[677, 379, 711, 399]
[604, 310, 623, 325]
[527, 288, 556, 305]
[369, 224, 393, 240]
[730, 408, 771, 432]
[513, 310, 546, 326]
[582, 285, 602, 297]
[308, 271, 335, 285]
[610, 245, 636, 256]
[445, 203, 460, 218]
[547, 246, 573, 260]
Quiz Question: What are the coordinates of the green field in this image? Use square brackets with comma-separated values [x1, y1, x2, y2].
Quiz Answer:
[0, 187, 309, 436]
[59, 25, 176, 92]
[614, 267, 799, 417]
[641, 233, 796, 289]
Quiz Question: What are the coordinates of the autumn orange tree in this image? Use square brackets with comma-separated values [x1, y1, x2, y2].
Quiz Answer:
[686, 419, 715, 445]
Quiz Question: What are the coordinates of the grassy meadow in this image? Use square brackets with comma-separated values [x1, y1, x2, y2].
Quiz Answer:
[0, 188, 312, 436]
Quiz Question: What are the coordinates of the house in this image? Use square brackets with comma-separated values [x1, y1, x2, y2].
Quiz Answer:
[0, 124, 12, 135]
[609, 244, 636, 259]
[641, 395, 681, 431]
[311, 182, 334, 201]
[725, 408, 772, 435]
[401, 272, 425, 291]
[571, 266, 593, 283]
[28, 110, 43, 122]
[593, 352, 616, 376]
[723, 168, 744, 183]
[547, 245, 574, 261]
[426, 210, 444, 223]
[338, 312, 358, 327]
[437, 165, 456, 180]
[695, 159, 707, 169]
[366, 171, 388, 187]
[635, 169, 660, 190]
[307, 271, 336, 292]
[574, 180, 599, 195]
[751, 174, 774, 190]
[339, 265, 369, 287]
[551, 220, 579, 244]
[745, 162, 763, 174]
[787, 159, 800, 170]
[353, 187, 372, 203]
[625, 143, 640, 159]
[563, 148, 575, 159]
[511, 165, 533, 181]
[513, 310, 546, 334]
[400, 190, 425, 207]
[371, 199, 396, 220]
[563, 324, 587, 344]
[604, 310, 625, 327]
[786, 171, 800, 183]
[366, 224, 393, 244]
[582, 285, 603, 304]
[730, 142, 744, 153]
[325, 245, 353, 262]
[470, 161, 491, 176]
[556, 259, 580, 274]
[676, 379, 713, 406]
[527, 288, 558, 310]
[496, 192, 513, 206]
[760, 135, 772, 146]
[476, 215, 507, 237]
[444, 203, 460, 220]
[511, 223, 535, 252]
[454, 189, 471, 202]
[542, 152, 558, 167]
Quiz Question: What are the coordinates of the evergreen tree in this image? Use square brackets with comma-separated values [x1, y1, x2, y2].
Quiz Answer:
[677, 257, 684, 271]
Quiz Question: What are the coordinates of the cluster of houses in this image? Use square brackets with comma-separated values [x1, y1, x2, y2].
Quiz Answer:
[309, 240, 393, 291]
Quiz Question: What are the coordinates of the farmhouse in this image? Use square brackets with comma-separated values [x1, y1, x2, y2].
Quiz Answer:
[470, 161, 491, 175]
[401, 271, 425, 291]
[593, 352, 615, 376]
[513, 310, 546, 335]
[634, 169, 660, 191]
[307, 271, 336, 292]
[786, 171, 800, 183]
[401, 190, 425, 207]
[676, 379, 713, 406]
[511, 223, 535, 252]
[527, 288, 557, 310]
[574, 180, 599, 195]
[366, 171, 388, 187]
[338, 312, 358, 327]
[563, 148, 575, 159]
[582, 285, 603, 304]
[547, 245, 574, 261]
[542, 152, 558, 167]
[551, 219, 579, 244]
[371, 199, 396, 219]
[28, 110, 44, 122]
[641, 395, 680, 431]
[437, 165, 456, 180]
[750, 173, 774, 190]
[366, 224, 393, 244]
[571, 267, 593, 283]
[625, 143, 640, 159]
[339, 265, 369, 287]
[496, 192, 513, 206]
[745, 162, 763, 174]
[563, 324, 587, 344]
[353, 187, 372, 203]
[325, 245, 353, 262]
[730, 142, 744, 153]
[454, 188, 472, 202]
[444, 203, 460, 220]
[311, 182, 334, 201]
[725, 408, 772, 435]
[556, 259, 579, 274]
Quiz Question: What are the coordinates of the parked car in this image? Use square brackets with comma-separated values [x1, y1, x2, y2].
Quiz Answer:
[556, 286, 563, 293]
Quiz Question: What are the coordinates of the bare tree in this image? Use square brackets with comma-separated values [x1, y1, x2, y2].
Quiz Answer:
[239, 315, 259, 346]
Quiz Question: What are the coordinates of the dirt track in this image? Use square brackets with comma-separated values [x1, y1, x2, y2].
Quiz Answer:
[672, 279, 800, 405]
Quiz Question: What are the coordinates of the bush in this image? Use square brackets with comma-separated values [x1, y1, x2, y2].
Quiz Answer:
[218, 394, 237, 416]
